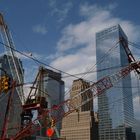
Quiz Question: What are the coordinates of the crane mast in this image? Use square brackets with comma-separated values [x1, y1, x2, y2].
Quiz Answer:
[0, 81, 16, 140]
[0, 13, 25, 104]
[120, 37, 140, 77]
[20, 67, 60, 139]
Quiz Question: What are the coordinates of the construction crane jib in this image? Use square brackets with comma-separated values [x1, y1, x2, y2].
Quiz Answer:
[68, 61, 140, 110]
[12, 61, 140, 140]
[0, 14, 140, 140]
[0, 13, 25, 104]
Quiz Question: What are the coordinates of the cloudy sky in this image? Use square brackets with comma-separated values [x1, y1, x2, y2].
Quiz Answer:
[0, 0, 140, 120]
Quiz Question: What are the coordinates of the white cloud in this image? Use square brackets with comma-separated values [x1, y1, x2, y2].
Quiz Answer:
[49, 3, 140, 119]
[52, 4, 140, 80]
[51, 47, 96, 88]
[53, 4, 140, 89]
[58, 2, 73, 23]
[32, 24, 47, 35]
[57, 5, 140, 53]
[48, 0, 56, 8]
[49, 1, 73, 23]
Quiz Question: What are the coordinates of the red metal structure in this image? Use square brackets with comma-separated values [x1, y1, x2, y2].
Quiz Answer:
[119, 37, 140, 75]
[0, 13, 140, 140]
[0, 78, 16, 140]
[0, 13, 25, 104]
[9, 61, 140, 140]
[11, 36, 140, 139]
[0, 47, 140, 140]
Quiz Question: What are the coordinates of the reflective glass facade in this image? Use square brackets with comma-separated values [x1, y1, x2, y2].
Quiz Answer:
[39, 68, 65, 137]
[96, 25, 135, 140]
[0, 54, 23, 136]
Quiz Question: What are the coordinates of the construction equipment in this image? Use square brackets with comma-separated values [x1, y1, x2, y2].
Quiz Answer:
[20, 67, 60, 139]
[12, 36, 140, 140]
[0, 13, 140, 140]
[0, 13, 25, 104]
[119, 37, 140, 76]
[0, 49, 139, 140]
[21, 67, 48, 130]
[0, 79, 16, 140]
[9, 60, 139, 140]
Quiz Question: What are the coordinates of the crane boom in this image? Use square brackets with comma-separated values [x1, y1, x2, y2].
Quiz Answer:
[12, 61, 140, 140]
[1, 81, 16, 139]
[120, 37, 140, 77]
[0, 14, 139, 140]
[0, 13, 25, 104]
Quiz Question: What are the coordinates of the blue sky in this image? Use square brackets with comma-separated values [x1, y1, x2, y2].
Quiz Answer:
[0, 0, 140, 120]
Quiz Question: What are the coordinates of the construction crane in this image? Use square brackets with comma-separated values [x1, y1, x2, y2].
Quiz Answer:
[8, 60, 139, 140]
[119, 37, 140, 77]
[0, 60, 139, 140]
[0, 13, 25, 104]
[0, 14, 140, 140]
[0, 78, 16, 140]
[20, 66, 60, 138]
[11, 36, 140, 140]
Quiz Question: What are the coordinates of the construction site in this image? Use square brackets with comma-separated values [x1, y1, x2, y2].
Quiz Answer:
[0, 11, 140, 140]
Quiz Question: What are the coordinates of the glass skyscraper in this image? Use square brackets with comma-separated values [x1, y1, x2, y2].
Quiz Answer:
[36, 67, 65, 139]
[96, 25, 135, 140]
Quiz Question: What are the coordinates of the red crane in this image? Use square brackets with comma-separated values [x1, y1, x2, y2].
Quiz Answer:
[0, 59, 140, 140]
[11, 60, 140, 140]
[0, 76, 16, 140]
[0, 12, 24, 140]
[0, 45, 139, 140]
[12, 36, 140, 140]
[0, 13, 25, 104]
[0, 13, 140, 140]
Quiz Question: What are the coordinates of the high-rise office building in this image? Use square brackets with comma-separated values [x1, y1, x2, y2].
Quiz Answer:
[36, 67, 65, 138]
[70, 78, 93, 111]
[61, 111, 98, 140]
[61, 79, 98, 140]
[0, 54, 24, 137]
[96, 25, 135, 140]
[42, 68, 65, 109]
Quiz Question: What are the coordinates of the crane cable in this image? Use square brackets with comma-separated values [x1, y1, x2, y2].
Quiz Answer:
[64, 40, 121, 98]
[0, 41, 92, 81]
[0, 39, 121, 99]
[0, 40, 140, 101]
